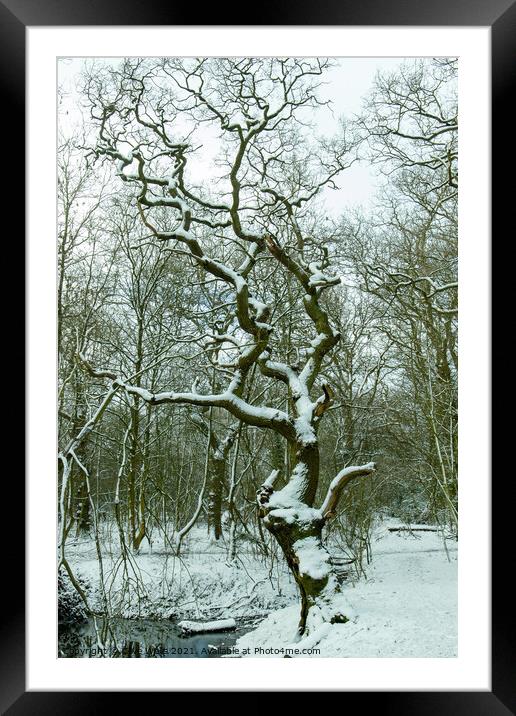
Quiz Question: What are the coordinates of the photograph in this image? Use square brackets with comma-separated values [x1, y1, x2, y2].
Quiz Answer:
[56, 55, 458, 660]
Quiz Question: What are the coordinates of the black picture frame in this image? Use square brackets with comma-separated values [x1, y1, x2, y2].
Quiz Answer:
[4, 0, 507, 711]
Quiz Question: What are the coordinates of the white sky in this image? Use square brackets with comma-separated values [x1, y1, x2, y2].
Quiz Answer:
[58, 57, 407, 214]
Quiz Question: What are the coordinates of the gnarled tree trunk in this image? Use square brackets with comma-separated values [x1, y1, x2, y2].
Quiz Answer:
[258, 455, 376, 639]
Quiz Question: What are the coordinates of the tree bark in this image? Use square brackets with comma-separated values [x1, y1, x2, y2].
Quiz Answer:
[190, 407, 237, 542]
[72, 381, 91, 535]
[207, 454, 225, 541]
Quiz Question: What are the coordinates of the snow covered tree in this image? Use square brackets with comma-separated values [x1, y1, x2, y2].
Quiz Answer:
[77, 57, 378, 638]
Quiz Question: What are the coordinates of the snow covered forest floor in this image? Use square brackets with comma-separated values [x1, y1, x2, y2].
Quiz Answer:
[237, 525, 457, 657]
[64, 519, 457, 657]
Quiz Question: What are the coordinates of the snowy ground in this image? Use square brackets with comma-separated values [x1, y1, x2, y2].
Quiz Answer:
[63, 520, 457, 657]
[64, 526, 297, 621]
[237, 524, 457, 657]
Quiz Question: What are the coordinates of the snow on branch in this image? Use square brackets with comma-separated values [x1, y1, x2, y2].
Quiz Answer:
[313, 382, 335, 418]
[77, 353, 296, 440]
[178, 618, 236, 636]
[263, 468, 280, 489]
[256, 469, 280, 513]
[263, 234, 340, 391]
[319, 462, 376, 520]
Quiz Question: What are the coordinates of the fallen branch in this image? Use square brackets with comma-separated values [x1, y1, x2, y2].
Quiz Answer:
[388, 526, 439, 533]
[177, 618, 237, 636]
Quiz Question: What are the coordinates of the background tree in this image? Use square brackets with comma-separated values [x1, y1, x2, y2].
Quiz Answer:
[341, 58, 458, 531]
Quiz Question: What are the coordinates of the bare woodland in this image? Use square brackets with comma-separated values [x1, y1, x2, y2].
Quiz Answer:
[58, 57, 457, 644]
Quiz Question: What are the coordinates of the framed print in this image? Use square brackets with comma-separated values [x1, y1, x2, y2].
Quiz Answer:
[2, 0, 509, 710]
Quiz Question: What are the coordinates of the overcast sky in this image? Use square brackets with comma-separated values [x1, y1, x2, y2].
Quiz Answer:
[58, 57, 408, 214]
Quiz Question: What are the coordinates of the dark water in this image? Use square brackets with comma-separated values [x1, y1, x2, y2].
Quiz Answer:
[59, 617, 252, 658]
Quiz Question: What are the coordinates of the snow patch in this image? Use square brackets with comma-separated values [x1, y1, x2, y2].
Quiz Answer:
[236, 523, 458, 657]
[178, 618, 236, 635]
[293, 536, 331, 581]
[267, 463, 311, 509]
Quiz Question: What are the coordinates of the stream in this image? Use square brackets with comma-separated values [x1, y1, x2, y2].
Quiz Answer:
[59, 617, 253, 658]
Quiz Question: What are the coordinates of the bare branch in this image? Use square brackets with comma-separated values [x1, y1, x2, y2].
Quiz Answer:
[319, 462, 377, 520]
